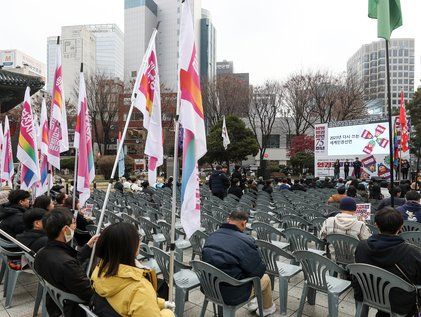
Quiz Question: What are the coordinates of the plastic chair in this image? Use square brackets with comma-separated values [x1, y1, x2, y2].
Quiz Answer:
[157, 220, 191, 262]
[138, 217, 166, 247]
[79, 303, 99, 317]
[282, 215, 311, 231]
[44, 280, 85, 315]
[326, 233, 359, 266]
[399, 231, 421, 248]
[294, 251, 351, 317]
[189, 230, 208, 260]
[251, 222, 289, 250]
[401, 220, 421, 232]
[191, 260, 264, 317]
[253, 211, 281, 226]
[348, 263, 417, 317]
[201, 214, 221, 234]
[255, 240, 302, 315]
[151, 247, 200, 317]
[283, 228, 326, 257]
[310, 217, 326, 237]
[23, 253, 47, 317]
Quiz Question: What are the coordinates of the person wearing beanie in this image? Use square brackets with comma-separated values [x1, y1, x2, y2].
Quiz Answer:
[320, 197, 371, 240]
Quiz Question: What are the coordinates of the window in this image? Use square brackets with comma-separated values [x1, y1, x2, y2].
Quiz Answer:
[131, 70, 137, 78]
[266, 135, 280, 148]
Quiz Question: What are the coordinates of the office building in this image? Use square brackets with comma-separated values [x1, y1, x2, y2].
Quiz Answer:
[0, 49, 46, 81]
[216, 60, 233, 75]
[347, 38, 415, 114]
[200, 8, 216, 82]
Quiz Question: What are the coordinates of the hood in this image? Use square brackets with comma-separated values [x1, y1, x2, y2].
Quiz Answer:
[92, 263, 148, 298]
[365, 234, 409, 267]
[399, 201, 421, 213]
[0, 204, 25, 217]
[333, 213, 359, 230]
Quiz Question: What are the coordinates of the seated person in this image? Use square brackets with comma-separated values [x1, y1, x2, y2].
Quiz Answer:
[0, 190, 30, 237]
[354, 207, 421, 317]
[34, 208, 98, 317]
[276, 179, 291, 190]
[376, 186, 405, 211]
[228, 178, 243, 199]
[63, 196, 94, 245]
[262, 180, 273, 194]
[202, 210, 276, 316]
[320, 197, 371, 240]
[290, 179, 307, 192]
[16, 208, 48, 252]
[396, 190, 421, 223]
[91, 222, 174, 317]
[33, 195, 55, 211]
[327, 186, 347, 203]
[55, 193, 68, 207]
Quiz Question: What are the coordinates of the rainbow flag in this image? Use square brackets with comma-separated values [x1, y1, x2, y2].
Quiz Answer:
[17, 87, 40, 190]
[178, 0, 207, 238]
[74, 72, 95, 206]
[1, 116, 14, 186]
[36, 98, 52, 196]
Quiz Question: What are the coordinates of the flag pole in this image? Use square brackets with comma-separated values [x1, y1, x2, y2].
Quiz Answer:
[86, 28, 159, 276]
[385, 39, 395, 207]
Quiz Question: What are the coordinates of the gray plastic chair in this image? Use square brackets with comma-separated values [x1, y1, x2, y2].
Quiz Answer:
[251, 222, 289, 250]
[294, 251, 351, 317]
[254, 211, 281, 225]
[256, 240, 302, 315]
[348, 263, 417, 317]
[399, 231, 421, 248]
[157, 220, 191, 261]
[79, 303, 99, 317]
[326, 233, 359, 266]
[23, 253, 47, 317]
[44, 280, 85, 315]
[401, 220, 421, 232]
[151, 247, 200, 317]
[310, 217, 326, 236]
[189, 230, 208, 260]
[283, 228, 326, 257]
[201, 214, 221, 234]
[138, 216, 166, 247]
[191, 260, 264, 317]
[282, 215, 312, 231]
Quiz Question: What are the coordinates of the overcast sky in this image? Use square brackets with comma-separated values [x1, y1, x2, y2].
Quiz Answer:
[1, 0, 420, 85]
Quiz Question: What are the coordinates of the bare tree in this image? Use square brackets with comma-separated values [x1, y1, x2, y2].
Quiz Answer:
[248, 80, 284, 176]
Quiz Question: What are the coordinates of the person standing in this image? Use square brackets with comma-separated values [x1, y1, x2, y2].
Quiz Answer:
[344, 159, 350, 179]
[401, 159, 410, 180]
[209, 165, 230, 200]
[333, 159, 340, 180]
[353, 157, 362, 179]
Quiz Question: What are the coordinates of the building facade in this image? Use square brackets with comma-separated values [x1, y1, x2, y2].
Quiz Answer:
[0, 49, 46, 81]
[347, 38, 415, 114]
[216, 60, 234, 75]
[200, 8, 216, 82]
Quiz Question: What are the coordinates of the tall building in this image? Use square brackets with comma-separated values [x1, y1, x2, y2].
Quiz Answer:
[200, 9, 216, 82]
[347, 38, 415, 114]
[216, 60, 234, 75]
[0, 49, 46, 81]
[85, 24, 124, 80]
[124, 0, 202, 91]
[46, 36, 59, 93]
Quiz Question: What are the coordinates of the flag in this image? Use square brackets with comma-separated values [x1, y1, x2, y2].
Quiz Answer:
[48, 43, 69, 169]
[222, 116, 230, 150]
[131, 29, 163, 186]
[0, 123, 3, 183]
[399, 90, 409, 152]
[17, 87, 40, 190]
[1, 117, 14, 186]
[74, 72, 95, 206]
[117, 132, 125, 178]
[178, 0, 207, 238]
[368, 0, 402, 40]
[37, 98, 52, 196]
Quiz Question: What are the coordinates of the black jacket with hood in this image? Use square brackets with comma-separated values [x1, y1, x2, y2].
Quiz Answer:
[209, 170, 230, 194]
[396, 201, 421, 223]
[16, 229, 48, 253]
[354, 234, 421, 316]
[0, 204, 26, 237]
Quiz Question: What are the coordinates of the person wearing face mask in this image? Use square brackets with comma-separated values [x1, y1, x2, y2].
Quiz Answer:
[0, 189, 31, 237]
[91, 222, 175, 317]
[202, 210, 275, 316]
[34, 208, 99, 317]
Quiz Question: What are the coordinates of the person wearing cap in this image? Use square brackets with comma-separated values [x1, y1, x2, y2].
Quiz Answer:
[320, 197, 371, 240]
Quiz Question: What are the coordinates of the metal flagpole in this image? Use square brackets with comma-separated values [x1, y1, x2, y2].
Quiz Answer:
[385, 39, 395, 207]
[86, 28, 159, 276]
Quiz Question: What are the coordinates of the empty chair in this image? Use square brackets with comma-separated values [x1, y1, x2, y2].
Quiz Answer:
[138, 217, 166, 247]
[189, 230, 208, 260]
[294, 251, 351, 317]
[348, 263, 418, 317]
[283, 228, 326, 257]
[251, 222, 288, 250]
[399, 231, 421, 248]
[191, 260, 264, 317]
[201, 214, 221, 234]
[326, 233, 359, 266]
[253, 211, 281, 226]
[157, 220, 191, 261]
[401, 220, 421, 232]
[282, 215, 311, 231]
[255, 240, 302, 315]
[310, 217, 326, 237]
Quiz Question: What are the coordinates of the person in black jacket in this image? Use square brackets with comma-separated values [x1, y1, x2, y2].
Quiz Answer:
[354, 207, 421, 317]
[35, 208, 98, 317]
[353, 157, 362, 179]
[209, 165, 230, 200]
[376, 186, 405, 211]
[0, 190, 30, 237]
[228, 178, 243, 199]
[344, 159, 350, 179]
[16, 208, 48, 253]
[202, 210, 276, 316]
[231, 165, 245, 189]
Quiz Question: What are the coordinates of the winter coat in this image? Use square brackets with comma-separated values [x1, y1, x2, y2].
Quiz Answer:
[352, 160, 362, 170]
[228, 185, 243, 199]
[91, 263, 174, 317]
[354, 234, 421, 316]
[0, 204, 27, 237]
[344, 162, 350, 172]
[16, 229, 48, 253]
[34, 241, 93, 317]
[209, 170, 230, 194]
[376, 197, 406, 211]
[202, 223, 266, 305]
[396, 201, 421, 223]
[319, 213, 371, 240]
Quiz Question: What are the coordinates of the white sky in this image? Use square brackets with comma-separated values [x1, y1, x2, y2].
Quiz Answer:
[1, 0, 420, 86]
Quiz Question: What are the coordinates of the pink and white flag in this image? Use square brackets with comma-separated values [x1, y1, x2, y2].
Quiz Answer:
[48, 43, 69, 169]
[131, 29, 163, 186]
[74, 72, 95, 206]
[0, 123, 3, 184]
[178, 0, 207, 238]
[36, 98, 52, 196]
[1, 117, 14, 186]
[17, 87, 40, 190]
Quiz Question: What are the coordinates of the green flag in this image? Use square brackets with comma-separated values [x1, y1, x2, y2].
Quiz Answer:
[368, 0, 402, 40]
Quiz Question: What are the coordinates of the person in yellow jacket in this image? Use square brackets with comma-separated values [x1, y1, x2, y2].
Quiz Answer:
[91, 222, 175, 317]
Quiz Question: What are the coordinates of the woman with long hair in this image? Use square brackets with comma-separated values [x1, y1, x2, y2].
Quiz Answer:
[91, 222, 174, 317]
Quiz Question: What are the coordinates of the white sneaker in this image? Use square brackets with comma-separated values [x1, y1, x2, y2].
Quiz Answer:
[256, 303, 276, 316]
[246, 298, 258, 312]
